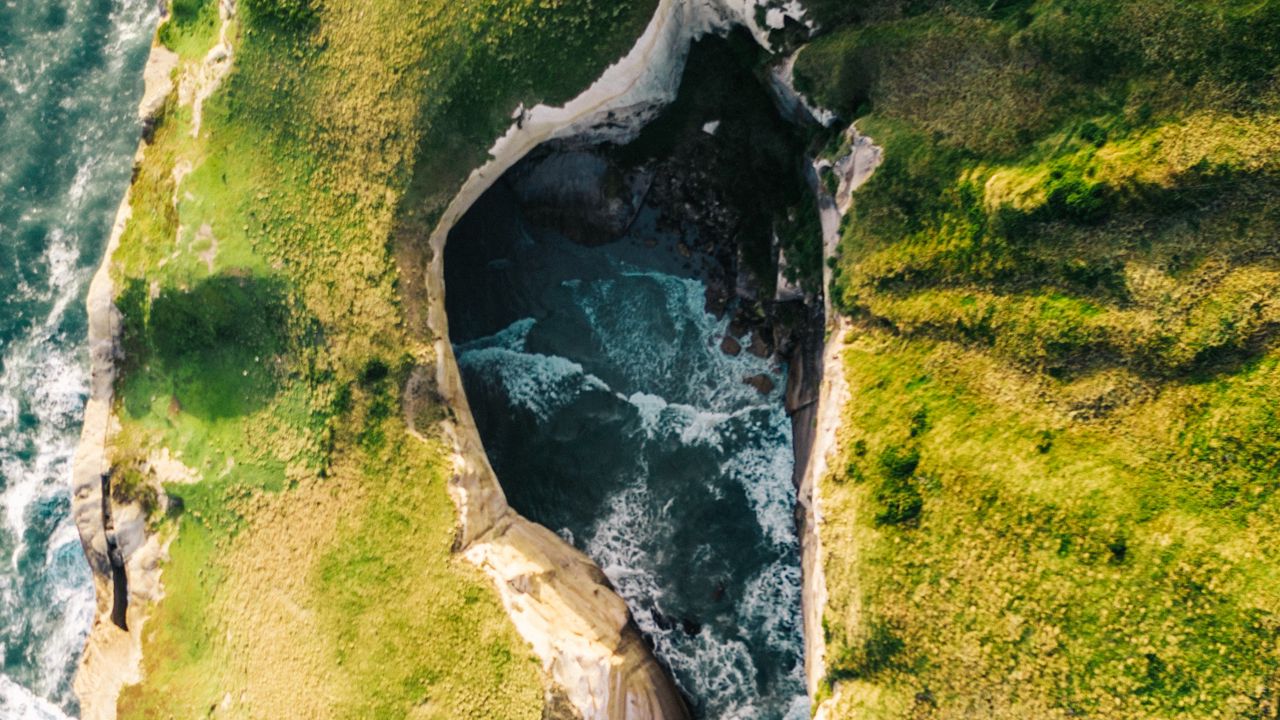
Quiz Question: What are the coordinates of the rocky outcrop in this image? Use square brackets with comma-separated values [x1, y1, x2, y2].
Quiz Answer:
[71, 38, 178, 720]
[73, 2, 244, 713]
[507, 150, 651, 246]
[798, 124, 883, 717]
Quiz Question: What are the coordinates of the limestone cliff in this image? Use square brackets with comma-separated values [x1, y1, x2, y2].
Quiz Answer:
[70, 38, 177, 720]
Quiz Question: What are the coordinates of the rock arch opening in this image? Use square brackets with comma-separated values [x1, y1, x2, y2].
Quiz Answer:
[443, 31, 823, 719]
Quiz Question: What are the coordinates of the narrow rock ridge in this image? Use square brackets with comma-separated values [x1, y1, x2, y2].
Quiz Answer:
[798, 124, 883, 717]
[70, 36, 179, 720]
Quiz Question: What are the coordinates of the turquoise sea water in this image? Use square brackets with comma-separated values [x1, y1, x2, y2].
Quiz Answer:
[0, 0, 155, 715]
[448, 184, 809, 720]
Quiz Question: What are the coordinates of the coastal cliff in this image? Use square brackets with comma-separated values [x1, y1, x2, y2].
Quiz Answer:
[70, 37, 177, 718]
[418, 0, 819, 715]
[70, 0, 817, 717]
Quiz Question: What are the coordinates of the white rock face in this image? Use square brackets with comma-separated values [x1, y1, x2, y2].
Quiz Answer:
[799, 127, 882, 717]
[767, 52, 839, 127]
[73, 8, 239, 718]
[72, 40, 176, 720]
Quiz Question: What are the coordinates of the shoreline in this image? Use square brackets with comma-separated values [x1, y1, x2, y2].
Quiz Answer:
[69, 33, 178, 720]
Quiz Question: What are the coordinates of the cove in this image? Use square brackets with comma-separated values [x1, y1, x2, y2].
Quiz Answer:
[445, 33, 821, 719]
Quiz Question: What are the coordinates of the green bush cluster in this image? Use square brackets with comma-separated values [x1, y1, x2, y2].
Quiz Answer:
[147, 276, 288, 364]
[110, 464, 160, 520]
[117, 275, 290, 420]
[827, 621, 906, 682]
[158, 0, 218, 53]
[240, 0, 319, 32]
[873, 444, 923, 526]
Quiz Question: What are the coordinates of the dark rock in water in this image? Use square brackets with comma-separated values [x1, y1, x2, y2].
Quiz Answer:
[747, 332, 771, 359]
[744, 373, 775, 394]
[508, 149, 650, 245]
[681, 618, 703, 636]
[720, 335, 742, 356]
[652, 609, 675, 632]
[704, 277, 730, 318]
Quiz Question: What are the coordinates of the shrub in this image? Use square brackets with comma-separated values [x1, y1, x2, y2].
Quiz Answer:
[878, 443, 920, 479]
[241, 0, 319, 32]
[874, 444, 923, 525]
[111, 465, 160, 520]
[148, 275, 288, 365]
[158, 0, 218, 50]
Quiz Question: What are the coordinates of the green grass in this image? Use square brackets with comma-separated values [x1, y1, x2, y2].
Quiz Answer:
[157, 0, 220, 59]
[822, 331, 1280, 718]
[803, 1, 1280, 717]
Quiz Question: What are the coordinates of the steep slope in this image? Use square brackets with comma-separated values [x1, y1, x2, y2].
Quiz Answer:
[794, 1, 1280, 717]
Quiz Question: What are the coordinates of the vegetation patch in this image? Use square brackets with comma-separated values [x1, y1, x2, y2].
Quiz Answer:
[806, 1, 1280, 717]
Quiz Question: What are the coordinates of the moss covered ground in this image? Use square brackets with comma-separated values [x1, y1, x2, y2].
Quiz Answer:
[105, 0, 654, 716]
[796, 1, 1280, 717]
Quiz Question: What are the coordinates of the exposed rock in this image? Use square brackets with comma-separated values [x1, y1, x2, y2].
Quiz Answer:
[784, 328, 821, 415]
[743, 373, 775, 394]
[137, 45, 178, 125]
[73, 30, 183, 720]
[720, 335, 741, 356]
[801, 125, 884, 718]
[508, 150, 651, 245]
[704, 277, 730, 317]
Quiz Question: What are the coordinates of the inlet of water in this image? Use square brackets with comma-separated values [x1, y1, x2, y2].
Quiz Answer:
[445, 33, 820, 720]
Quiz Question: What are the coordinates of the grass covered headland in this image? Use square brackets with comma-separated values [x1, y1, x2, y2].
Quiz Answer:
[105, 0, 654, 716]
[796, 1, 1280, 717]
[101, 0, 1280, 716]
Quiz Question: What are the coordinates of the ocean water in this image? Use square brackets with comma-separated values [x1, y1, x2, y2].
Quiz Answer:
[0, 0, 156, 716]
[448, 184, 809, 719]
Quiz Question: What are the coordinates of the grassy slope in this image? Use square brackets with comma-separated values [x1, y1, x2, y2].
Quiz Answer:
[107, 0, 654, 716]
[794, 1, 1280, 717]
